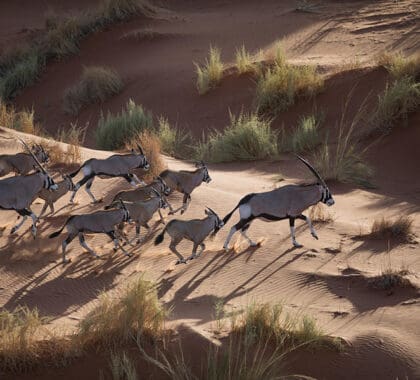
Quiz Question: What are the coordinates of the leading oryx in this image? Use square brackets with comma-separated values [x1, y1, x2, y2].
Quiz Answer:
[69, 143, 150, 204]
[0, 139, 58, 237]
[49, 200, 133, 264]
[0, 144, 49, 177]
[159, 161, 211, 215]
[221, 156, 335, 250]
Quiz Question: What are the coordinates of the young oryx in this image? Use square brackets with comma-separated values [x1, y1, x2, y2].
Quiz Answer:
[0, 139, 58, 237]
[69, 143, 150, 204]
[159, 161, 211, 215]
[0, 144, 49, 177]
[110, 188, 169, 244]
[154, 207, 224, 264]
[222, 156, 335, 250]
[37, 173, 76, 218]
[49, 200, 132, 264]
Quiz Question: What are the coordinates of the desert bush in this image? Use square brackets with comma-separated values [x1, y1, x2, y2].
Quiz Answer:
[309, 203, 333, 224]
[369, 216, 414, 243]
[125, 130, 166, 181]
[0, 100, 35, 134]
[370, 76, 420, 133]
[377, 52, 420, 80]
[63, 66, 123, 115]
[368, 268, 412, 290]
[195, 112, 277, 163]
[110, 352, 138, 380]
[195, 46, 224, 95]
[256, 60, 323, 116]
[96, 99, 154, 150]
[76, 277, 166, 348]
[100, 0, 157, 22]
[235, 45, 255, 75]
[289, 115, 321, 153]
[157, 117, 193, 158]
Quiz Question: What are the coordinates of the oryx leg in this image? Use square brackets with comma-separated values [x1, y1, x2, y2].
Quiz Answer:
[223, 217, 254, 250]
[38, 202, 49, 219]
[241, 223, 257, 247]
[108, 230, 131, 257]
[289, 217, 302, 248]
[131, 173, 146, 186]
[122, 174, 138, 188]
[78, 233, 99, 258]
[11, 209, 31, 234]
[296, 214, 318, 240]
[136, 222, 151, 245]
[169, 194, 191, 215]
[169, 237, 187, 264]
[158, 209, 166, 224]
[70, 173, 95, 204]
[62, 231, 77, 264]
[85, 177, 99, 203]
[188, 242, 205, 261]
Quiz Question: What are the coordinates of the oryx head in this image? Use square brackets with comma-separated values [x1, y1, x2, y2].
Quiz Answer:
[31, 144, 50, 164]
[134, 142, 150, 171]
[20, 139, 58, 191]
[296, 155, 334, 207]
[205, 206, 224, 232]
[151, 188, 169, 209]
[156, 176, 171, 196]
[195, 161, 211, 183]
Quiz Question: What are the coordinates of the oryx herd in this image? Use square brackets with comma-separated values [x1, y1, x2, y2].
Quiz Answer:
[0, 138, 335, 266]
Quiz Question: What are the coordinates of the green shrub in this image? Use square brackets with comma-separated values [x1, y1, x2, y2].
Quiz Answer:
[370, 76, 420, 133]
[195, 46, 224, 95]
[157, 117, 193, 158]
[63, 66, 123, 115]
[95, 99, 154, 150]
[256, 61, 323, 116]
[235, 45, 254, 74]
[195, 112, 277, 163]
[290, 114, 321, 152]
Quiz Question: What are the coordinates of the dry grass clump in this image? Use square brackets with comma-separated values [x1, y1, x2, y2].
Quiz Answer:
[195, 46, 224, 95]
[110, 351, 138, 380]
[309, 204, 333, 224]
[63, 66, 123, 115]
[125, 131, 166, 181]
[368, 268, 413, 291]
[256, 49, 323, 115]
[377, 52, 420, 80]
[76, 277, 166, 348]
[96, 99, 154, 150]
[369, 216, 414, 243]
[195, 111, 277, 163]
[157, 117, 193, 159]
[235, 45, 255, 75]
[289, 114, 321, 153]
[370, 76, 420, 133]
[0, 100, 36, 134]
[100, 0, 157, 22]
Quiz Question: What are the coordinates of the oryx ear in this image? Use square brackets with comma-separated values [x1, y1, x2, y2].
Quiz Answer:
[204, 209, 210, 215]
[131, 148, 136, 154]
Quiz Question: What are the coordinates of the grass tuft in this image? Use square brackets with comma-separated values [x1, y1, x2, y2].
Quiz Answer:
[289, 115, 321, 153]
[95, 99, 154, 150]
[195, 46, 224, 95]
[377, 52, 420, 80]
[369, 216, 414, 243]
[156, 117, 193, 159]
[369, 268, 413, 291]
[110, 351, 138, 380]
[256, 59, 323, 116]
[63, 66, 123, 115]
[195, 111, 277, 163]
[0, 100, 36, 134]
[100, 0, 157, 22]
[235, 45, 255, 75]
[309, 204, 333, 224]
[76, 277, 166, 348]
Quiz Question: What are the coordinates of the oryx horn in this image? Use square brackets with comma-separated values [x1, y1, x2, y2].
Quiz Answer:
[137, 143, 144, 155]
[296, 154, 326, 187]
[206, 206, 217, 215]
[151, 187, 161, 197]
[18, 138, 47, 174]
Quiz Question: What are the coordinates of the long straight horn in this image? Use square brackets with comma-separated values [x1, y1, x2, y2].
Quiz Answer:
[119, 198, 128, 212]
[296, 154, 326, 186]
[137, 143, 144, 155]
[151, 187, 161, 197]
[206, 206, 217, 216]
[18, 138, 47, 174]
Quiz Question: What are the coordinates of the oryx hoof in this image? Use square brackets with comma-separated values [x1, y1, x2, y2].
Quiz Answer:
[311, 233, 319, 240]
[180, 209, 186, 215]
[168, 211, 175, 216]
[113, 247, 118, 252]
[91, 199, 102, 205]
[62, 258, 71, 265]
[175, 258, 187, 265]
[10, 227, 17, 235]
[187, 255, 196, 261]
[125, 252, 133, 258]
[249, 242, 258, 247]
[293, 242, 303, 248]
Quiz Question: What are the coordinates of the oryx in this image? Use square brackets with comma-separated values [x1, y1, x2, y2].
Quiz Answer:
[0, 143, 49, 177]
[222, 156, 335, 250]
[0, 139, 58, 237]
[69, 143, 150, 204]
[49, 200, 133, 264]
[154, 207, 224, 264]
[159, 161, 211, 215]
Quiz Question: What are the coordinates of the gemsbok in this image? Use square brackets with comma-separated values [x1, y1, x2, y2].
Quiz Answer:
[69, 143, 149, 204]
[222, 156, 335, 250]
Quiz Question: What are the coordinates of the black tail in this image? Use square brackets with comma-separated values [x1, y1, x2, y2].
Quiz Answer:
[222, 193, 255, 225]
[154, 229, 166, 245]
[223, 204, 240, 225]
[69, 165, 82, 178]
[49, 216, 72, 238]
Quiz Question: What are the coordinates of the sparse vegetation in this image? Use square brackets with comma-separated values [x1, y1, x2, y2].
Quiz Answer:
[377, 52, 420, 80]
[289, 115, 321, 153]
[235, 45, 255, 75]
[100, 0, 157, 22]
[370, 76, 420, 133]
[256, 51, 323, 115]
[96, 99, 154, 150]
[0, 100, 36, 134]
[369, 268, 413, 291]
[156, 117, 193, 159]
[121, 28, 163, 41]
[369, 216, 414, 243]
[76, 277, 166, 348]
[110, 352, 138, 380]
[195, 111, 277, 163]
[63, 66, 123, 115]
[195, 46, 224, 95]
